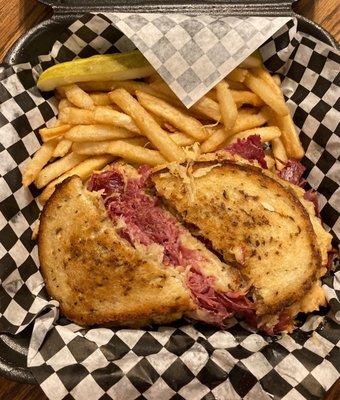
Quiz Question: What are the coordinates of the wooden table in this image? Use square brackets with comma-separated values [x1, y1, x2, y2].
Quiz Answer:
[0, 0, 339, 399]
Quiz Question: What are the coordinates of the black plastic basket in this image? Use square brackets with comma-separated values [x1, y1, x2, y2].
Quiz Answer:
[0, 0, 338, 387]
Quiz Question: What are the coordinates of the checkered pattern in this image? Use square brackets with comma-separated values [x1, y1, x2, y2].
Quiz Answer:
[0, 14, 339, 400]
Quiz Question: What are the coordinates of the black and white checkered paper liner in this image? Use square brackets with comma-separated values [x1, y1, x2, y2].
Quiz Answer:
[0, 14, 339, 400]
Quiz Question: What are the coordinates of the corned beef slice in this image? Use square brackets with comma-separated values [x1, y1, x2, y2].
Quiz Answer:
[187, 268, 255, 326]
[223, 135, 267, 168]
[88, 165, 253, 325]
[277, 159, 306, 186]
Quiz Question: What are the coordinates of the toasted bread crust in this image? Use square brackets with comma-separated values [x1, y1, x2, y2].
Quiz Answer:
[39, 176, 194, 326]
[152, 160, 322, 317]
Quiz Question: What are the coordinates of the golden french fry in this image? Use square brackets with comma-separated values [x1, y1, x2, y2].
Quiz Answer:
[231, 90, 264, 108]
[89, 93, 112, 106]
[35, 152, 87, 188]
[261, 106, 304, 160]
[252, 67, 282, 96]
[200, 81, 239, 152]
[111, 80, 162, 97]
[272, 137, 288, 170]
[53, 119, 64, 127]
[227, 68, 248, 83]
[22, 141, 57, 186]
[109, 88, 186, 162]
[170, 132, 196, 146]
[275, 114, 304, 159]
[93, 106, 140, 134]
[59, 107, 96, 125]
[39, 155, 114, 204]
[232, 110, 266, 133]
[58, 98, 73, 111]
[39, 124, 71, 142]
[65, 124, 136, 142]
[272, 75, 281, 87]
[136, 91, 208, 141]
[163, 121, 177, 132]
[73, 140, 166, 166]
[62, 84, 94, 110]
[191, 97, 221, 121]
[244, 73, 289, 116]
[265, 154, 276, 171]
[206, 89, 262, 107]
[200, 127, 230, 153]
[208, 112, 267, 152]
[53, 139, 73, 157]
[216, 81, 238, 131]
[226, 126, 281, 144]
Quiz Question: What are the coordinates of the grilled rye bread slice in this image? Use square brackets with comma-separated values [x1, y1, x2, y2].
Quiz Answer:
[39, 164, 246, 327]
[151, 160, 331, 326]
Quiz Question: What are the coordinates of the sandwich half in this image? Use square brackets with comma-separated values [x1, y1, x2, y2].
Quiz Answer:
[39, 162, 252, 327]
[151, 156, 332, 333]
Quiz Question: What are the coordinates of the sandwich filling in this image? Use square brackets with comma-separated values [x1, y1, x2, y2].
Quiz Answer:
[88, 165, 253, 326]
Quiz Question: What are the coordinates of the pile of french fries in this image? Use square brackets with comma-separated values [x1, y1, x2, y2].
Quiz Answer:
[22, 57, 305, 204]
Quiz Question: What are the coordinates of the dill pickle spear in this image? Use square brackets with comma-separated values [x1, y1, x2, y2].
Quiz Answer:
[37, 51, 153, 91]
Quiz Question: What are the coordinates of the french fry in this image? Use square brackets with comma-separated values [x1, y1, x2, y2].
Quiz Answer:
[261, 106, 304, 160]
[271, 137, 288, 170]
[22, 141, 57, 186]
[149, 81, 182, 104]
[191, 96, 221, 121]
[73, 140, 166, 166]
[170, 132, 196, 146]
[275, 114, 304, 159]
[272, 75, 281, 87]
[163, 121, 177, 132]
[252, 67, 282, 96]
[231, 90, 264, 107]
[62, 84, 95, 110]
[58, 98, 73, 111]
[35, 152, 87, 188]
[53, 139, 73, 157]
[53, 119, 64, 127]
[216, 81, 238, 131]
[205, 112, 267, 152]
[93, 106, 140, 134]
[136, 91, 208, 141]
[65, 124, 136, 142]
[39, 124, 71, 142]
[205, 89, 262, 108]
[244, 73, 289, 116]
[89, 93, 112, 106]
[232, 110, 266, 133]
[39, 155, 114, 204]
[200, 81, 238, 152]
[59, 107, 96, 125]
[227, 68, 248, 82]
[200, 127, 230, 153]
[111, 80, 162, 98]
[226, 126, 281, 144]
[265, 154, 276, 171]
[109, 88, 186, 162]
